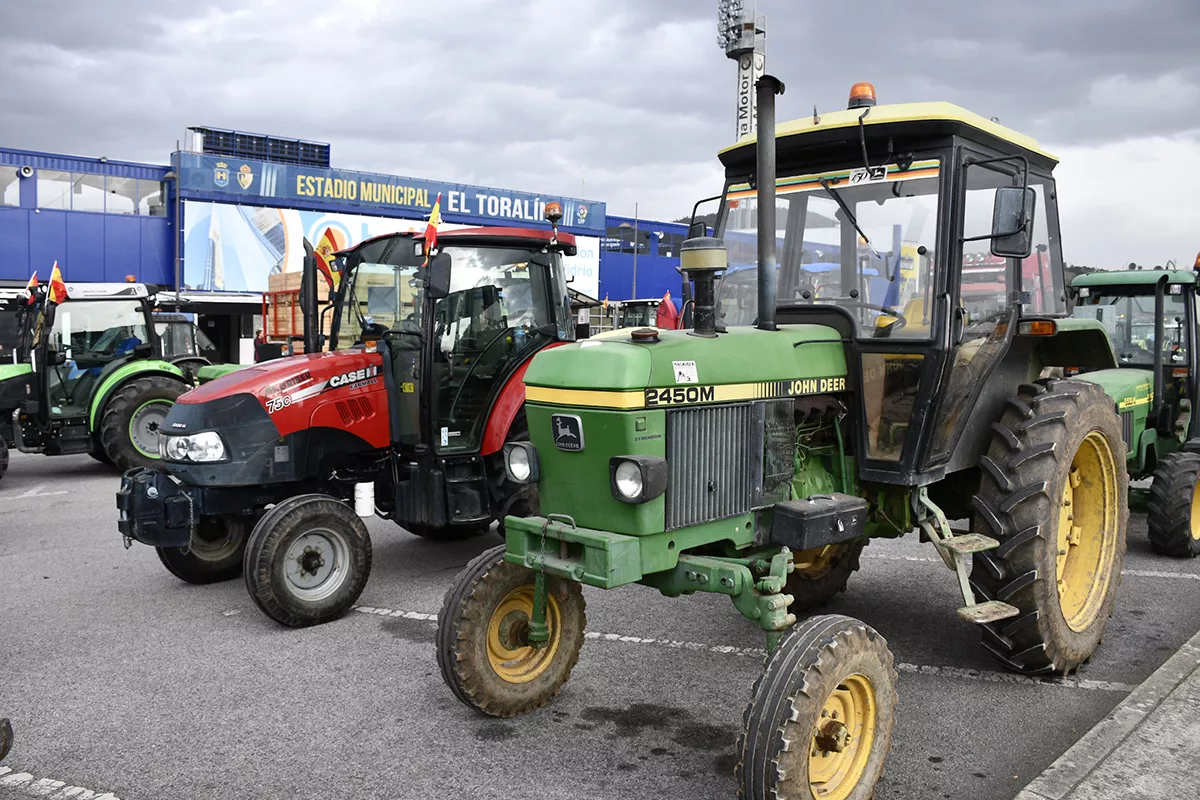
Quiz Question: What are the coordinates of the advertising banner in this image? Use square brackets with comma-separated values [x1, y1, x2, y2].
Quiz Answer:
[181, 200, 600, 298]
[178, 153, 605, 233]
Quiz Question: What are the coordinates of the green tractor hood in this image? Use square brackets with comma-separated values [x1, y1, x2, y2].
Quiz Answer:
[525, 324, 849, 409]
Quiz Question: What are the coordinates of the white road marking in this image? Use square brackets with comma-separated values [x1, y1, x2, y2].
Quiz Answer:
[0, 767, 119, 799]
[0, 484, 70, 502]
[349, 606, 1132, 693]
[1123, 568, 1200, 581]
[865, 554, 1200, 581]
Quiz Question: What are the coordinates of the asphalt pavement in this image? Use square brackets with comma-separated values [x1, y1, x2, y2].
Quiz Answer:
[2, 451, 1199, 800]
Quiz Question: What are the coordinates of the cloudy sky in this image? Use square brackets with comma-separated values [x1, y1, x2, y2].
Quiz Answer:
[1, 0, 1196, 268]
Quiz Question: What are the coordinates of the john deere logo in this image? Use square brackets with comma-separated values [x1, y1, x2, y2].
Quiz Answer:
[552, 414, 584, 452]
[213, 161, 229, 188]
[237, 164, 255, 190]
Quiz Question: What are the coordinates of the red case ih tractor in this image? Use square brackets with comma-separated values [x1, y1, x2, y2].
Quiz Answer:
[118, 219, 579, 627]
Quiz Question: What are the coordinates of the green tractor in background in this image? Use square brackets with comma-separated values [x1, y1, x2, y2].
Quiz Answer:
[0, 282, 227, 481]
[435, 77, 1142, 798]
[1070, 266, 1200, 556]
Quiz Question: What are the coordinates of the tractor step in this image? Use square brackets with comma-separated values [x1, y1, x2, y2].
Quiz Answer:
[937, 533, 1001, 555]
[956, 600, 1020, 624]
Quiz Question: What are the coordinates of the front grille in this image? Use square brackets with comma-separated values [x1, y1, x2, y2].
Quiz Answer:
[1121, 409, 1134, 451]
[665, 400, 794, 530]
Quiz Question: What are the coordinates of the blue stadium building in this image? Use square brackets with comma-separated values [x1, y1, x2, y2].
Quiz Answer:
[0, 128, 688, 356]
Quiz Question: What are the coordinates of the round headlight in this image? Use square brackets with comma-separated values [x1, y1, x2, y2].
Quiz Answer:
[507, 446, 532, 483]
[614, 461, 643, 500]
[163, 435, 190, 461]
[186, 431, 226, 462]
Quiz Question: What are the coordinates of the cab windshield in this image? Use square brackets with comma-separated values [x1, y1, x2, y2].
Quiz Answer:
[334, 261, 424, 346]
[1072, 290, 1189, 367]
[715, 160, 940, 338]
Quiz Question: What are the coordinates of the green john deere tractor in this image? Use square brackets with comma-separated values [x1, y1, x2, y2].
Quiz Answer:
[1070, 267, 1200, 556]
[0, 282, 224, 481]
[437, 77, 1139, 798]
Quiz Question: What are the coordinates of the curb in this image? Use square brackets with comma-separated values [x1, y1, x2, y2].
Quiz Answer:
[1014, 627, 1200, 800]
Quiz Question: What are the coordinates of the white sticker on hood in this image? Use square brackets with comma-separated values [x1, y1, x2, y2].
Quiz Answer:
[673, 360, 698, 384]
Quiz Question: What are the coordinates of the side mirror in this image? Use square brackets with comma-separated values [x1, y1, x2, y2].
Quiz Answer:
[49, 349, 67, 366]
[991, 187, 1036, 259]
[427, 252, 452, 299]
[688, 220, 707, 238]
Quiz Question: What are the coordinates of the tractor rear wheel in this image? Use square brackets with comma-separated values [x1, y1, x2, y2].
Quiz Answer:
[437, 544, 586, 718]
[1147, 451, 1200, 558]
[99, 376, 186, 471]
[971, 379, 1127, 674]
[736, 614, 896, 800]
[156, 515, 251, 584]
[0, 717, 11, 762]
[785, 540, 866, 612]
[0, 437, 8, 483]
[244, 495, 372, 627]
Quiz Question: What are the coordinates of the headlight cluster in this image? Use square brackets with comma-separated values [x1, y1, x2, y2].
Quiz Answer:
[160, 431, 227, 463]
[503, 442, 540, 484]
[609, 456, 668, 504]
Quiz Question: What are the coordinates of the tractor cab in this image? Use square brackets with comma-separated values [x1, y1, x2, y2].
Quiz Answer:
[1070, 268, 1199, 445]
[2, 282, 199, 468]
[711, 82, 1077, 484]
[153, 312, 222, 376]
[615, 298, 663, 329]
[329, 226, 577, 530]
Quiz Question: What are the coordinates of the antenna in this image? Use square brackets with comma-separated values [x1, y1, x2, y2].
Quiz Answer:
[716, 1, 766, 140]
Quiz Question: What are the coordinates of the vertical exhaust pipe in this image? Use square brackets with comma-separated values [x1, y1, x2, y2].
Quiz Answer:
[755, 75, 785, 332]
[300, 239, 319, 356]
[1151, 272, 1168, 435]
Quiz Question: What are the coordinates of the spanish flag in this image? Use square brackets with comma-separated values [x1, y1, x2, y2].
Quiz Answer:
[423, 193, 442, 266]
[313, 228, 341, 289]
[22, 271, 38, 305]
[47, 262, 68, 305]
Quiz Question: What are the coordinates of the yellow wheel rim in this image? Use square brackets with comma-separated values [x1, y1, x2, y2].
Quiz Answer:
[1055, 431, 1119, 633]
[808, 674, 877, 800]
[793, 545, 840, 578]
[486, 586, 562, 684]
[1191, 481, 1200, 541]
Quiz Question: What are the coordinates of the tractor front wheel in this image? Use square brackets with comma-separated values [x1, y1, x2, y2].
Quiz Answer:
[971, 379, 1127, 674]
[99, 376, 186, 471]
[1147, 451, 1200, 558]
[736, 614, 896, 800]
[156, 515, 251, 585]
[437, 544, 586, 717]
[244, 495, 372, 627]
[785, 540, 866, 612]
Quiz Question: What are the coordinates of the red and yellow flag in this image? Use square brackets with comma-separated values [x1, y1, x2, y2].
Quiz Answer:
[47, 262, 67, 304]
[22, 271, 38, 305]
[423, 193, 442, 266]
[313, 227, 341, 289]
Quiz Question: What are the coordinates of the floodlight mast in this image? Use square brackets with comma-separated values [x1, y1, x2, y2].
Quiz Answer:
[716, 0, 766, 139]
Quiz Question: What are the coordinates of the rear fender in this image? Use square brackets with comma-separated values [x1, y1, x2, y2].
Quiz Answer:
[1034, 319, 1118, 371]
[480, 342, 567, 456]
[89, 360, 186, 432]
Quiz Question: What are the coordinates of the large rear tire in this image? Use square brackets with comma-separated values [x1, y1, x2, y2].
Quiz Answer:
[437, 544, 586, 718]
[1147, 451, 1200, 558]
[736, 614, 896, 800]
[244, 495, 372, 627]
[971, 379, 1128, 674]
[99, 376, 187, 471]
[156, 515, 251, 585]
[784, 540, 866, 612]
[0, 437, 8, 483]
[0, 717, 12, 762]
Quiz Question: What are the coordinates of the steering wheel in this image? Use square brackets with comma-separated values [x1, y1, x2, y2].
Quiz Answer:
[827, 300, 909, 333]
[362, 322, 388, 337]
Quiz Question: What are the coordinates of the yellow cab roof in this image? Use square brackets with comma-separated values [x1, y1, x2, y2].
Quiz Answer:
[718, 101, 1057, 163]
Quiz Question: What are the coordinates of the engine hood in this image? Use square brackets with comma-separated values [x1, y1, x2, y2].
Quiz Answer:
[180, 350, 384, 405]
[523, 325, 849, 409]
